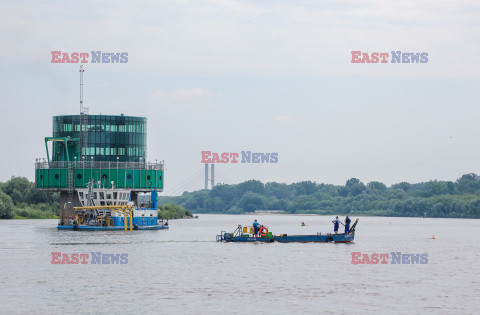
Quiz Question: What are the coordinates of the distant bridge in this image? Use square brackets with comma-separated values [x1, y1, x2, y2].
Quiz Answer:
[163, 165, 242, 196]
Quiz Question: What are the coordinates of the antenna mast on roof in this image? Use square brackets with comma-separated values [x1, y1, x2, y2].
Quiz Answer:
[79, 66, 89, 158]
[80, 65, 84, 113]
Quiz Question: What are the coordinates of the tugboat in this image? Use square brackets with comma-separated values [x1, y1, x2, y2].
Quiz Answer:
[217, 219, 358, 243]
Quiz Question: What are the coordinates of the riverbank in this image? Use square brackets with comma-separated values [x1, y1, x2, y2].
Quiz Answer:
[157, 203, 193, 220]
[13, 214, 58, 219]
[159, 175, 480, 219]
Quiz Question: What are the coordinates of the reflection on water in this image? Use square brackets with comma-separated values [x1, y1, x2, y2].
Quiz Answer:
[0, 215, 479, 313]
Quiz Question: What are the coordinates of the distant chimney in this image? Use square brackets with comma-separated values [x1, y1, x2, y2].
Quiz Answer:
[204, 163, 209, 189]
[211, 164, 215, 188]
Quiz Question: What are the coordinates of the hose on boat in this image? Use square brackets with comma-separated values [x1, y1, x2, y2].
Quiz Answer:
[224, 233, 233, 241]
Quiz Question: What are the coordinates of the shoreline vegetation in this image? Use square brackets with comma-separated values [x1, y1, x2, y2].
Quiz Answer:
[2, 174, 480, 219]
[158, 203, 193, 220]
[0, 177, 59, 220]
[158, 174, 480, 219]
[0, 177, 194, 220]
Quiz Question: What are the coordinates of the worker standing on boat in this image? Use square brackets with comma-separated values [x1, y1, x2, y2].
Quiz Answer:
[332, 216, 341, 235]
[344, 216, 351, 234]
[253, 219, 260, 237]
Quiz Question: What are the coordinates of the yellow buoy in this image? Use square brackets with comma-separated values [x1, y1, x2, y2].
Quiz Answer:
[432, 234, 436, 239]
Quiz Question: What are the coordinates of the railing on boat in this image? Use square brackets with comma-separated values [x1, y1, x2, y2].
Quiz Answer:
[35, 160, 164, 171]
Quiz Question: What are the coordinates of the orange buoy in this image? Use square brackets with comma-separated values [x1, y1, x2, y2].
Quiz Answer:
[259, 226, 268, 237]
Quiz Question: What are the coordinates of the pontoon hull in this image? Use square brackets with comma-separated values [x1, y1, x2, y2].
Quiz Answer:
[217, 232, 354, 243]
[274, 233, 354, 243]
[57, 225, 169, 231]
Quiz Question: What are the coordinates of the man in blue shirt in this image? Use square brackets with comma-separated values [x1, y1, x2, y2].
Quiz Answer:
[344, 216, 351, 234]
[253, 219, 260, 237]
[332, 216, 341, 235]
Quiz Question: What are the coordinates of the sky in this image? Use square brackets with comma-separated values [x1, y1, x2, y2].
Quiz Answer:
[0, 0, 479, 195]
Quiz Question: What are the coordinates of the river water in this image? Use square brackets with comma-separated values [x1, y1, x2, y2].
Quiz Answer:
[0, 215, 478, 314]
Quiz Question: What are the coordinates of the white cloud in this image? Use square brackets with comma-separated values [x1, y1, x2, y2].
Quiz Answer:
[152, 89, 163, 101]
[151, 88, 215, 108]
[274, 116, 293, 123]
[171, 88, 214, 100]
[98, 82, 110, 88]
[0, 0, 478, 77]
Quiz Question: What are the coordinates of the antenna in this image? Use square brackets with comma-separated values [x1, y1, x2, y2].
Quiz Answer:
[80, 65, 84, 113]
[79, 66, 89, 158]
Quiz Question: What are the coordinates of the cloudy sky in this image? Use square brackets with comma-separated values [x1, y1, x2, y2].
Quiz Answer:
[0, 0, 479, 194]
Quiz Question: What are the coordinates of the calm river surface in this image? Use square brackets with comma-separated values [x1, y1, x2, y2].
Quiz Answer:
[0, 215, 479, 314]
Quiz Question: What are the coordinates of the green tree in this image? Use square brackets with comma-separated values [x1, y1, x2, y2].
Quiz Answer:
[157, 203, 191, 219]
[0, 191, 15, 219]
[236, 180, 265, 197]
[238, 192, 265, 211]
[2, 177, 32, 204]
[456, 173, 480, 193]
[421, 181, 448, 197]
[392, 182, 411, 192]
[350, 183, 366, 196]
[368, 181, 387, 191]
[211, 184, 237, 207]
[158, 174, 480, 219]
[346, 178, 360, 187]
[265, 182, 291, 199]
[291, 181, 317, 195]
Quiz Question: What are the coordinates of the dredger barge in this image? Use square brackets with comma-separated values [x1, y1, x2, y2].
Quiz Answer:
[34, 66, 168, 232]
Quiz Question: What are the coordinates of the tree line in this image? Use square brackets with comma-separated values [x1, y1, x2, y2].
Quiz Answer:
[158, 173, 480, 218]
[158, 203, 193, 220]
[3, 174, 480, 219]
[0, 176, 192, 220]
[0, 177, 59, 219]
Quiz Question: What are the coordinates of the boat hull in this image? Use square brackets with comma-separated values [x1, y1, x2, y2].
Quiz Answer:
[224, 236, 275, 243]
[57, 225, 169, 231]
[274, 233, 354, 243]
[218, 219, 358, 243]
[217, 232, 354, 243]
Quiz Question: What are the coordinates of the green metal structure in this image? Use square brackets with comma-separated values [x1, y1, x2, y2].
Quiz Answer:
[35, 161, 163, 191]
[44, 137, 79, 166]
[35, 114, 164, 192]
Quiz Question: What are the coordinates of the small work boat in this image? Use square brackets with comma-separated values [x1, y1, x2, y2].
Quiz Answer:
[217, 219, 358, 243]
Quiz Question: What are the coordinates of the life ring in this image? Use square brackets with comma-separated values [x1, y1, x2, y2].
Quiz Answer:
[259, 227, 268, 237]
